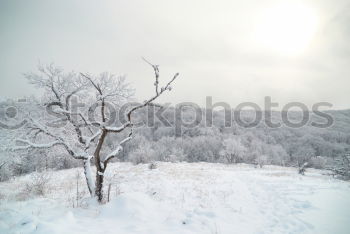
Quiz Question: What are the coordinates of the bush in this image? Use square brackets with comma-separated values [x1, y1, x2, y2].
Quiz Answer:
[148, 162, 157, 170]
[309, 156, 327, 169]
[23, 171, 52, 196]
[129, 137, 155, 164]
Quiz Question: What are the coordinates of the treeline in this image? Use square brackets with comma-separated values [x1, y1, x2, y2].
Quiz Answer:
[1, 102, 350, 181]
[122, 108, 350, 167]
[0, 103, 350, 180]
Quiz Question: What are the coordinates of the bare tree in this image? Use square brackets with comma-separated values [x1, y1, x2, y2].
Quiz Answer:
[11, 61, 179, 202]
[298, 162, 308, 175]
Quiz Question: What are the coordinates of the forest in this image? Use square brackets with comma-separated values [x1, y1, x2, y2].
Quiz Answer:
[1, 66, 349, 183]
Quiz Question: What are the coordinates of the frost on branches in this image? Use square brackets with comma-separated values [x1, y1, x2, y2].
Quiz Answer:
[10, 62, 179, 202]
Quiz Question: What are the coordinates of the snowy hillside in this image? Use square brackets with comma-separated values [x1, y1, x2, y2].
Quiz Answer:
[1, 162, 349, 234]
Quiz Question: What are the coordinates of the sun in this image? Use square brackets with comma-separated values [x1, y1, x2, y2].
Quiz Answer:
[254, 2, 318, 56]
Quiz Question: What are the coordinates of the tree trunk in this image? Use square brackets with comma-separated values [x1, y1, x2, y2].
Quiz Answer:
[95, 170, 104, 202]
[94, 129, 107, 202]
[83, 158, 95, 196]
[107, 183, 112, 202]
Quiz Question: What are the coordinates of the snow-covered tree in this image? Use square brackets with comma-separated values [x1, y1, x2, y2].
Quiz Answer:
[154, 136, 186, 162]
[330, 153, 350, 180]
[255, 154, 268, 168]
[129, 136, 155, 164]
[292, 145, 315, 168]
[11, 62, 179, 202]
[221, 137, 247, 164]
[183, 135, 222, 162]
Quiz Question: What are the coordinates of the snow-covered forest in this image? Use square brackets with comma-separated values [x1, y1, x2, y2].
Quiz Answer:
[1, 73, 350, 182]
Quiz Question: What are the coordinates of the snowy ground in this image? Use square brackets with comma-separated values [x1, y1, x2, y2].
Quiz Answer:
[0, 162, 349, 234]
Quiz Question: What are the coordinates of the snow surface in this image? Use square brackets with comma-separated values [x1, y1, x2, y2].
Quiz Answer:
[0, 162, 349, 234]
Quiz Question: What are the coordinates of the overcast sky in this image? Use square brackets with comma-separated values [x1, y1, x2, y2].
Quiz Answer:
[0, 0, 349, 109]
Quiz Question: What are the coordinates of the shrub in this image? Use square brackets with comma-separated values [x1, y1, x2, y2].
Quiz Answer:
[23, 171, 52, 196]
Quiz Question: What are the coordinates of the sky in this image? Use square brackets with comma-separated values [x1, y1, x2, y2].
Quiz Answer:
[0, 0, 349, 109]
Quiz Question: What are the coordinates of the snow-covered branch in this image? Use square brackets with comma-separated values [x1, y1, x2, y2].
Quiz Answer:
[85, 129, 102, 149]
[102, 136, 133, 167]
[13, 139, 61, 150]
[0, 162, 6, 170]
[104, 122, 132, 133]
[17, 118, 89, 160]
[122, 59, 178, 143]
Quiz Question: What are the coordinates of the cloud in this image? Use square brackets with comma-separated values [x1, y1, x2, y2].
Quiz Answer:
[0, 0, 349, 109]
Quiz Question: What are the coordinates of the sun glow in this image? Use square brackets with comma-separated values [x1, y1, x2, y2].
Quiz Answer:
[254, 2, 318, 56]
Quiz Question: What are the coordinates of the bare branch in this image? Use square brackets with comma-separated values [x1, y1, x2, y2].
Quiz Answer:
[126, 70, 178, 123]
[0, 162, 6, 170]
[13, 139, 61, 150]
[80, 73, 102, 95]
[19, 118, 89, 160]
[104, 122, 132, 133]
[102, 136, 133, 167]
[142, 57, 160, 95]
[85, 129, 102, 150]
[65, 86, 85, 110]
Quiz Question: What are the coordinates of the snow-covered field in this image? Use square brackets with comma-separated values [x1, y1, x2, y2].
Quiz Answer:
[0, 162, 349, 234]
